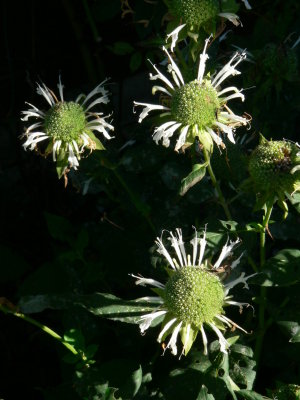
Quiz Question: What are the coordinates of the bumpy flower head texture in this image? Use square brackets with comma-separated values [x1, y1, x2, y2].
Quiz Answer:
[167, 0, 248, 30]
[132, 228, 255, 357]
[21, 77, 114, 177]
[134, 34, 248, 153]
[249, 137, 300, 199]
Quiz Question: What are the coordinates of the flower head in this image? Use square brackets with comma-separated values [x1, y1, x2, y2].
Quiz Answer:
[249, 136, 300, 203]
[167, 0, 242, 30]
[132, 228, 254, 357]
[21, 77, 114, 178]
[134, 35, 249, 152]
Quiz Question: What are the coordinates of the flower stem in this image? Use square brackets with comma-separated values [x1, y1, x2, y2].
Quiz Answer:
[254, 200, 274, 365]
[202, 148, 232, 220]
[0, 303, 81, 358]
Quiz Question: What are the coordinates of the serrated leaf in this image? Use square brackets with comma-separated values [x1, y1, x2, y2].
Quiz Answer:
[180, 163, 207, 196]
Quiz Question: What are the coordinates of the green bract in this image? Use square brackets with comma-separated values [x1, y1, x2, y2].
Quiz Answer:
[165, 266, 224, 327]
[170, 0, 219, 28]
[171, 79, 220, 129]
[249, 138, 300, 196]
[44, 102, 86, 142]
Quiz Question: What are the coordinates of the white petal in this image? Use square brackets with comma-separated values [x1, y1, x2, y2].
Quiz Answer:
[149, 63, 175, 90]
[157, 317, 177, 342]
[166, 24, 186, 52]
[213, 238, 240, 269]
[198, 229, 207, 266]
[175, 125, 189, 152]
[133, 102, 170, 123]
[131, 274, 165, 289]
[200, 324, 208, 355]
[214, 121, 235, 143]
[216, 314, 248, 334]
[197, 36, 211, 83]
[223, 92, 245, 102]
[139, 310, 167, 334]
[155, 236, 177, 270]
[230, 252, 244, 270]
[241, 0, 252, 10]
[165, 321, 183, 355]
[209, 323, 229, 354]
[206, 127, 223, 146]
[153, 122, 181, 147]
[163, 46, 185, 86]
[218, 13, 241, 27]
[57, 76, 64, 102]
[81, 79, 110, 106]
[224, 272, 257, 292]
[36, 83, 56, 106]
[190, 228, 198, 266]
[152, 85, 172, 96]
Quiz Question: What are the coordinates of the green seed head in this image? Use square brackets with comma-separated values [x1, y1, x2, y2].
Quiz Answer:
[249, 139, 300, 194]
[165, 266, 225, 327]
[44, 102, 86, 142]
[171, 79, 220, 129]
[170, 0, 219, 28]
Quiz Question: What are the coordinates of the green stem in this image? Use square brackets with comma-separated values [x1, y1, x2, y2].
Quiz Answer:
[0, 304, 81, 358]
[202, 148, 232, 220]
[254, 200, 274, 365]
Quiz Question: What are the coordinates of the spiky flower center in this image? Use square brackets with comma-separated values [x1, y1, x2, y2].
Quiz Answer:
[171, 0, 219, 27]
[171, 80, 220, 129]
[249, 140, 300, 192]
[44, 102, 86, 142]
[164, 266, 224, 327]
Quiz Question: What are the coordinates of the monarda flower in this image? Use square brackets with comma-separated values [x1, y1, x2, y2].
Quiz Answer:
[134, 35, 249, 153]
[165, 0, 244, 30]
[132, 228, 254, 357]
[21, 77, 114, 178]
[249, 136, 300, 203]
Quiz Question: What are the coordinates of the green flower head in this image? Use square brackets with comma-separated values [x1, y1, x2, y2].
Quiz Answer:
[132, 228, 254, 357]
[21, 77, 114, 178]
[249, 136, 300, 199]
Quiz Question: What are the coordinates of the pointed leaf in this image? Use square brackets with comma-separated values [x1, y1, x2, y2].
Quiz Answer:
[180, 163, 207, 196]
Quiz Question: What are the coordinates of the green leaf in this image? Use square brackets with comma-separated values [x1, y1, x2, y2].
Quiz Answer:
[130, 52, 142, 72]
[180, 324, 198, 355]
[196, 386, 215, 400]
[19, 293, 161, 325]
[86, 130, 106, 150]
[257, 249, 300, 286]
[108, 41, 135, 55]
[44, 212, 74, 244]
[180, 163, 207, 196]
[237, 389, 270, 400]
[277, 320, 300, 343]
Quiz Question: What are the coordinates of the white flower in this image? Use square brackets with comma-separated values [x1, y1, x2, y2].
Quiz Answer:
[21, 77, 114, 176]
[132, 228, 255, 357]
[134, 34, 249, 152]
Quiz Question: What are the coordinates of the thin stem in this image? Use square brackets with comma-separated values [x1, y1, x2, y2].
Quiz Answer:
[202, 148, 232, 220]
[0, 304, 81, 358]
[254, 200, 274, 365]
